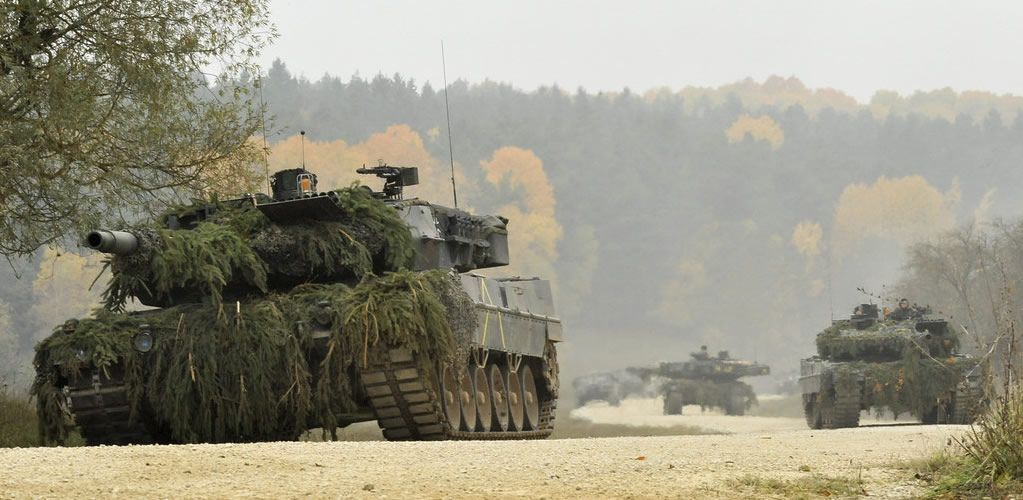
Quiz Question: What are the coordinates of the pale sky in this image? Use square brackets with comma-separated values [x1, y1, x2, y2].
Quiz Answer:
[263, 1, 1022, 102]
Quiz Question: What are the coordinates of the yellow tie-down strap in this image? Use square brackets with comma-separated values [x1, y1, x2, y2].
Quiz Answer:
[478, 276, 507, 349]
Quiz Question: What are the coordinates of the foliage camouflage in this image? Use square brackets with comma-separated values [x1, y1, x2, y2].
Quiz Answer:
[102, 185, 413, 310]
[33, 270, 471, 444]
[830, 355, 981, 418]
[816, 319, 961, 362]
[31, 184, 481, 444]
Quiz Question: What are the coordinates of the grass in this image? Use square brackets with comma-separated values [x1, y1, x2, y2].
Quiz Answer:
[729, 473, 866, 499]
[902, 387, 1023, 498]
[0, 386, 39, 448]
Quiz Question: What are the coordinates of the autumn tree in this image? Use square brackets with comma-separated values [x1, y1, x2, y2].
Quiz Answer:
[725, 114, 785, 149]
[29, 248, 104, 337]
[269, 125, 471, 204]
[831, 176, 957, 256]
[0, 0, 273, 258]
[471, 147, 563, 287]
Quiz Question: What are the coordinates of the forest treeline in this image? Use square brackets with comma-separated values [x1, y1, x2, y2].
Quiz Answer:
[5, 60, 1023, 385]
[253, 60, 1023, 376]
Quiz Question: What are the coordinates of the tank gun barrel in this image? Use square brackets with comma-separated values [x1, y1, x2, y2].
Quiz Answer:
[85, 230, 138, 255]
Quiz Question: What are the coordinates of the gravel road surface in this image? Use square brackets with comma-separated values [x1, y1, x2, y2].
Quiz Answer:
[1, 421, 961, 499]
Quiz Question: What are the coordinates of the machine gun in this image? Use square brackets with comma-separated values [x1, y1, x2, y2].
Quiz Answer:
[356, 164, 419, 200]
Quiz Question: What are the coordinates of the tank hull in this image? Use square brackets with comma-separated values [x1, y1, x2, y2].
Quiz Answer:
[798, 355, 984, 429]
[41, 273, 561, 444]
[660, 379, 755, 416]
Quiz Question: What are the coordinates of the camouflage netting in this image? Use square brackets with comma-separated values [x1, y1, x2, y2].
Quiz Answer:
[31, 188, 480, 444]
[33, 270, 475, 444]
[829, 350, 982, 418]
[816, 320, 960, 361]
[103, 185, 413, 310]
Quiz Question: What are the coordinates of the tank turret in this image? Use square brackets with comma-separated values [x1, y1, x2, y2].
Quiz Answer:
[575, 347, 770, 416]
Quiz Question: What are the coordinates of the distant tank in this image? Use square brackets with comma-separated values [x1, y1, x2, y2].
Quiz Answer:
[572, 348, 769, 415]
[630, 347, 770, 416]
[571, 370, 650, 407]
[34, 165, 562, 444]
[799, 302, 986, 429]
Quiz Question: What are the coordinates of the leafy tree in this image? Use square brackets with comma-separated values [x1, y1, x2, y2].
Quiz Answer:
[0, 0, 273, 258]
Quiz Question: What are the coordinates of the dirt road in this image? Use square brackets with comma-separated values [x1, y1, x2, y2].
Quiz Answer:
[0, 415, 960, 498]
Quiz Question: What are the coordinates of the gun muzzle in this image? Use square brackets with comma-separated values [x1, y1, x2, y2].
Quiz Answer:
[85, 230, 138, 255]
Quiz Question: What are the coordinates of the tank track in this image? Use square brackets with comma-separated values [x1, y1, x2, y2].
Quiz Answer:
[826, 387, 861, 428]
[811, 386, 860, 429]
[65, 366, 155, 445]
[952, 385, 983, 424]
[361, 347, 556, 440]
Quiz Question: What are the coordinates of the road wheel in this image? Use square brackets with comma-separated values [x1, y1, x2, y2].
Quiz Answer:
[521, 365, 541, 431]
[505, 366, 525, 431]
[440, 365, 462, 430]
[489, 364, 510, 432]
[457, 367, 477, 432]
[473, 365, 492, 432]
[663, 391, 683, 415]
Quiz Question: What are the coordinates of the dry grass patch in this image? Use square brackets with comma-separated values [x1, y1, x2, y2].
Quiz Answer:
[0, 387, 38, 448]
[729, 473, 865, 499]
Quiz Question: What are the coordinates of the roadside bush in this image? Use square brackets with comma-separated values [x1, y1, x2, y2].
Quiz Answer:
[915, 387, 1023, 497]
[941, 388, 1023, 495]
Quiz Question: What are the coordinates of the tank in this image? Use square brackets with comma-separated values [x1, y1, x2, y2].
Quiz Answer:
[633, 347, 770, 416]
[798, 302, 986, 429]
[570, 347, 769, 416]
[571, 370, 651, 407]
[33, 165, 562, 444]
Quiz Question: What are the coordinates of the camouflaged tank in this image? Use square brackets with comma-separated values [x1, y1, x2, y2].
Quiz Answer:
[33, 166, 562, 445]
[799, 303, 985, 429]
[629, 347, 770, 416]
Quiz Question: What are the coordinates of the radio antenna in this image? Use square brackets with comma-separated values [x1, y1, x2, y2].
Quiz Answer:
[258, 75, 271, 194]
[300, 130, 306, 168]
[441, 41, 459, 208]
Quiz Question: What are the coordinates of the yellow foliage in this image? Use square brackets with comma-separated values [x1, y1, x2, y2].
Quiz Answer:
[791, 221, 824, 258]
[870, 88, 1023, 123]
[832, 176, 956, 255]
[480, 147, 563, 280]
[268, 128, 564, 285]
[270, 125, 472, 206]
[673, 76, 1019, 123]
[198, 137, 265, 198]
[678, 76, 860, 116]
[725, 114, 785, 150]
[30, 248, 105, 339]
